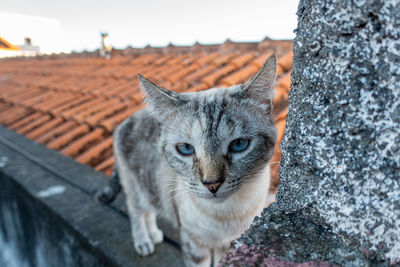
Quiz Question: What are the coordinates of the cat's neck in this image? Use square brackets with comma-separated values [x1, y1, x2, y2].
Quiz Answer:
[177, 164, 271, 222]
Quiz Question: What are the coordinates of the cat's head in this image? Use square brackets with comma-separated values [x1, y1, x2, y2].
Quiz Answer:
[139, 55, 277, 201]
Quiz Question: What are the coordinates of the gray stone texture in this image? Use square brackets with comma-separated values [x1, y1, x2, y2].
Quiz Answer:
[222, 0, 400, 266]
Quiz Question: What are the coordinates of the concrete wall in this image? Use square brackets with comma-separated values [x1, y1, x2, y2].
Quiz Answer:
[0, 173, 105, 267]
[0, 126, 183, 267]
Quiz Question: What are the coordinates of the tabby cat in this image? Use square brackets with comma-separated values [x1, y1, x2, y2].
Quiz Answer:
[95, 54, 277, 266]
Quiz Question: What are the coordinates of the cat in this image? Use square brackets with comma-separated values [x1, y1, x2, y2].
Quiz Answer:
[95, 54, 278, 267]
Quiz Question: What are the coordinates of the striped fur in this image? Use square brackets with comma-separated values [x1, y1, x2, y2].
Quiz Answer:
[108, 55, 277, 266]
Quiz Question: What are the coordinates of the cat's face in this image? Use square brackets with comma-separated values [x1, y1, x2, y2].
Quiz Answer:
[139, 55, 277, 201]
[159, 92, 276, 200]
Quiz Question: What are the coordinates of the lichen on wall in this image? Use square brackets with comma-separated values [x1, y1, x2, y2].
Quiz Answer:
[277, 0, 400, 263]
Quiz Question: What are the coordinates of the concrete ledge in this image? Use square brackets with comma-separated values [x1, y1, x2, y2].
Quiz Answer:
[0, 126, 183, 266]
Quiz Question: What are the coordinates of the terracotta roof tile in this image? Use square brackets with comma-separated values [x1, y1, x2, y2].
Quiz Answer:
[152, 54, 174, 65]
[50, 94, 93, 115]
[97, 81, 130, 98]
[274, 107, 289, 123]
[35, 120, 78, 144]
[34, 93, 76, 112]
[60, 97, 106, 119]
[202, 64, 236, 87]
[272, 86, 290, 118]
[76, 137, 113, 165]
[95, 156, 115, 175]
[167, 64, 200, 83]
[269, 148, 282, 190]
[195, 53, 219, 65]
[274, 115, 287, 145]
[119, 87, 142, 103]
[19, 90, 57, 107]
[100, 104, 144, 132]
[0, 106, 33, 125]
[229, 53, 256, 68]
[184, 65, 218, 84]
[0, 38, 292, 183]
[131, 54, 158, 65]
[60, 128, 105, 157]
[72, 98, 121, 122]
[47, 124, 89, 150]
[26, 117, 64, 139]
[277, 71, 292, 92]
[157, 64, 186, 80]
[0, 102, 9, 113]
[278, 50, 293, 72]
[276, 64, 285, 77]
[269, 117, 287, 190]
[166, 54, 188, 66]
[250, 51, 274, 68]
[7, 88, 44, 103]
[85, 103, 128, 126]
[186, 83, 208, 93]
[16, 114, 52, 135]
[219, 64, 258, 86]
[7, 112, 43, 130]
[211, 53, 236, 66]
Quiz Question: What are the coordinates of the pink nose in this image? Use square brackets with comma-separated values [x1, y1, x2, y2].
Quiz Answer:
[202, 181, 223, 193]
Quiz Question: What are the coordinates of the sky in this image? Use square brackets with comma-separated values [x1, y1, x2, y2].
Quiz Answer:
[1, 0, 299, 54]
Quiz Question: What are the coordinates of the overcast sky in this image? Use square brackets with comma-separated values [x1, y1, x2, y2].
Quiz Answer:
[1, 0, 299, 53]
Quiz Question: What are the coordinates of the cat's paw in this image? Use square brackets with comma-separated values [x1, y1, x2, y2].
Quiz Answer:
[134, 238, 155, 256]
[149, 228, 163, 244]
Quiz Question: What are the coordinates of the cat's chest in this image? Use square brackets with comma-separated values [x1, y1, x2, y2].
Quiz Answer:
[178, 191, 266, 246]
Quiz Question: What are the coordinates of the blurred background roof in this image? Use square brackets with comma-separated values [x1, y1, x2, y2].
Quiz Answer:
[1, 0, 298, 54]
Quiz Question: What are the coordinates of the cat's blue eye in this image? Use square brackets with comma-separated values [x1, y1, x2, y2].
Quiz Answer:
[229, 139, 250, 153]
[176, 143, 195, 156]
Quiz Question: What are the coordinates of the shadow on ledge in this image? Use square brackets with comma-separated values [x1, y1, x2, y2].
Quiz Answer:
[0, 126, 184, 267]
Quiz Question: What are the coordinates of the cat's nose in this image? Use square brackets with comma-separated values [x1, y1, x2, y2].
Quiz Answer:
[202, 180, 223, 193]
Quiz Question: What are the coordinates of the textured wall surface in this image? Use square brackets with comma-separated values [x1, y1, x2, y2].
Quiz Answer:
[279, 0, 400, 263]
[222, 0, 400, 265]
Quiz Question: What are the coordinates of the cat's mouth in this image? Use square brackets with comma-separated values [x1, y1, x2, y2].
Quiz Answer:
[197, 191, 234, 202]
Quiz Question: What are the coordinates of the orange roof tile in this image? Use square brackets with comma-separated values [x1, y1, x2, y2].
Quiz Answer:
[100, 104, 144, 132]
[17, 114, 52, 135]
[278, 50, 293, 72]
[220, 64, 258, 86]
[211, 53, 236, 66]
[250, 51, 274, 68]
[0, 38, 293, 189]
[26, 117, 64, 139]
[195, 53, 219, 65]
[202, 65, 237, 87]
[35, 121, 78, 144]
[229, 52, 256, 68]
[76, 137, 113, 165]
[60, 128, 105, 157]
[8, 112, 43, 130]
[184, 65, 218, 84]
[273, 86, 290, 117]
[95, 156, 115, 174]
[277, 72, 291, 92]
[167, 64, 200, 83]
[0, 106, 32, 125]
[47, 124, 89, 150]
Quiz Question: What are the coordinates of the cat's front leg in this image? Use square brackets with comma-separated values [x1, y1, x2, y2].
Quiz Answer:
[118, 165, 160, 256]
[214, 244, 230, 266]
[180, 230, 211, 267]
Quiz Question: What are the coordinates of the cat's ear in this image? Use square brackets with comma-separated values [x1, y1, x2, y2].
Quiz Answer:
[138, 74, 185, 113]
[240, 54, 277, 105]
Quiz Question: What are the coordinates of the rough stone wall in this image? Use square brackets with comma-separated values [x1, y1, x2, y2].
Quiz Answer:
[279, 0, 400, 263]
[222, 0, 400, 265]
